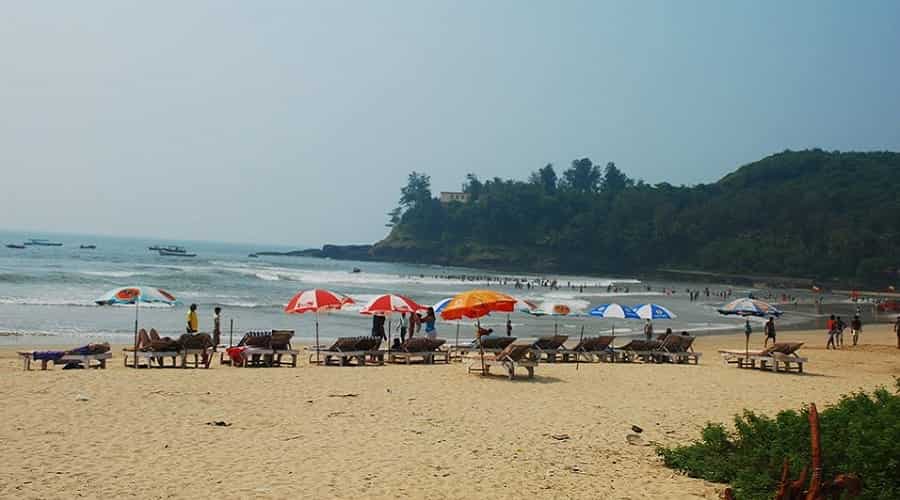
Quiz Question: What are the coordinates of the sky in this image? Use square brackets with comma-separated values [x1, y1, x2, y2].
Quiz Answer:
[2, 1, 899, 246]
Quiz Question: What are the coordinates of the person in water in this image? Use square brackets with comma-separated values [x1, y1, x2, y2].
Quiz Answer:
[186, 304, 199, 333]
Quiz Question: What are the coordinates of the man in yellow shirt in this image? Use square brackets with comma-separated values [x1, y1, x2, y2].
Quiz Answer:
[186, 304, 199, 333]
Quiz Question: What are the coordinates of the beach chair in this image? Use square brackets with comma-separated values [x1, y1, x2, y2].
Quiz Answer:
[467, 344, 537, 380]
[652, 335, 702, 364]
[387, 338, 449, 364]
[270, 330, 299, 367]
[718, 342, 807, 373]
[613, 339, 661, 363]
[557, 336, 615, 362]
[123, 329, 180, 368]
[224, 331, 274, 367]
[451, 336, 517, 358]
[177, 333, 214, 368]
[313, 336, 385, 366]
[531, 335, 569, 362]
[18, 343, 112, 370]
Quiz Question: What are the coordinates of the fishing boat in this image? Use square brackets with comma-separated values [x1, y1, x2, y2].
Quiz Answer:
[248, 253, 259, 258]
[80, 244, 97, 249]
[159, 247, 196, 257]
[24, 238, 63, 247]
[148, 245, 162, 251]
[5, 244, 26, 249]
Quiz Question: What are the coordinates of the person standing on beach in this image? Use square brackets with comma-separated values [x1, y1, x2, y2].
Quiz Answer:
[506, 318, 512, 336]
[826, 322, 838, 350]
[850, 315, 862, 346]
[409, 311, 420, 338]
[763, 317, 776, 347]
[643, 319, 654, 341]
[894, 316, 900, 349]
[744, 318, 752, 345]
[212, 306, 222, 349]
[398, 312, 408, 343]
[836, 316, 846, 348]
[372, 314, 386, 343]
[186, 304, 199, 333]
[423, 307, 437, 339]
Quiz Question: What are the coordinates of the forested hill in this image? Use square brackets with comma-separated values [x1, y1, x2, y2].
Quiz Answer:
[371, 150, 900, 286]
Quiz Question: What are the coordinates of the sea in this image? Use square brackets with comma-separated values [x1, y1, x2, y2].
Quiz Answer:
[0, 230, 836, 346]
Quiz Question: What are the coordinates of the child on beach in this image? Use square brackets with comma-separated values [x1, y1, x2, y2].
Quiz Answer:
[826, 324, 838, 350]
[836, 316, 846, 347]
[212, 306, 222, 349]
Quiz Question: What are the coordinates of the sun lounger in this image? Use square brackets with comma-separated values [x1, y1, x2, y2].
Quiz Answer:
[613, 339, 661, 363]
[312, 336, 385, 366]
[719, 342, 806, 373]
[467, 344, 537, 379]
[18, 344, 112, 370]
[651, 335, 702, 364]
[270, 330, 299, 367]
[451, 336, 517, 358]
[531, 335, 569, 362]
[123, 330, 181, 367]
[387, 338, 449, 364]
[556, 335, 615, 362]
[177, 333, 214, 368]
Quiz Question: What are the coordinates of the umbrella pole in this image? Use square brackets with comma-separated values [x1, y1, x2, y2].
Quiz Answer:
[576, 324, 584, 371]
[229, 318, 233, 347]
[315, 311, 320, 365]
[388, 317, 392, 353]
[455, 321, 460, 347]
[133, 299, 139, 369]
[478, 318, 486, 376]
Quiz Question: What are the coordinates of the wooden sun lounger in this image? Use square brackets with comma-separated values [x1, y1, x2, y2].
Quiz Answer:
[531, 335, 569, 362]
[123, 348, 180, 368]
[387, 338, 449, 364]
[451, 336, 517, 358]
[651, 335, 702, 364]
[718, 342, 807, 373]
[467, 344, 537, 380]
[612, 339, 661, 363]
[311, 337, 385, 366]
[18, 351, 112, 370]
[556, 336, 615, 362]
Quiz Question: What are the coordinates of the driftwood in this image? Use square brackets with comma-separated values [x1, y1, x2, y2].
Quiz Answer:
[720, 403, 861, 500]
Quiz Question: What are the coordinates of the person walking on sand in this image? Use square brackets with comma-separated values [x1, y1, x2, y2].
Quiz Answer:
[186, 304, 199, 333]
[212, 306, 222, 349]
[850, 314, 862, 346]
[398, 312, 408, 343]
[826, 322, 838, 350]
[643, 319, 654, 341]
[763, 317, 776, 347]
[506, 317, 512, 337]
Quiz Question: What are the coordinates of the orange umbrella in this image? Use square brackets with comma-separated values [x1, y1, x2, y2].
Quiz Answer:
[439, 289, 517, 321]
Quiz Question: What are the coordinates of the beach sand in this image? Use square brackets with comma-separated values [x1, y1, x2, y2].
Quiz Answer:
[0, 326, 897, 499]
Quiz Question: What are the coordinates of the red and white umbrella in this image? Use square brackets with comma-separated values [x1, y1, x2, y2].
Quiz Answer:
[284, 289, 354, 364]
[359, 294, 424, 315]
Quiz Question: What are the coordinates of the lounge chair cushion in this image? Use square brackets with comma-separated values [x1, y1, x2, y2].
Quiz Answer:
[271, 330, 294, 350]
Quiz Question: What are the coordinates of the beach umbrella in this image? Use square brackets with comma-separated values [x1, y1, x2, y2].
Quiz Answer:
[284, 289, 354, 364]
[359, 294, 425, 349]
[589, 303, 639, 344]
[717, 298, 783, 317]
[95, 286, 178, 368]
[440, 289, 518, 374]
[631, 304, 677, 320]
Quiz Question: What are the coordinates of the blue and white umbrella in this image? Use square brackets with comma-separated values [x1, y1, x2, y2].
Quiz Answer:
[632, 303, 677, 320]
[717, 298, 782, 317]
[433, 297, 453, 315]
[589, 303, 640, 319]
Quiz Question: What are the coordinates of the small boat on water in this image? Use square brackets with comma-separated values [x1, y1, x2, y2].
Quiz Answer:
[148, 245, 162, 251]
[352, 267, 362, 273]
[80, 244, 97, 249]
[24, 238, 63, 247]
[248, 253, 259, 258]
[5, 244, 26, 249]
[159, 247, 196, 257]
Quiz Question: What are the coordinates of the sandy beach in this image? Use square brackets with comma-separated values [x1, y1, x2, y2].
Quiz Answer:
[1, 326, 897, 500]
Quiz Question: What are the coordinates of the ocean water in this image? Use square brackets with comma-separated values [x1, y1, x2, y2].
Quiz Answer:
[0, 230, 819, 346]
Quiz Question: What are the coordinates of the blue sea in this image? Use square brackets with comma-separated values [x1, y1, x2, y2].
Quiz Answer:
[0, 230, 822, 346]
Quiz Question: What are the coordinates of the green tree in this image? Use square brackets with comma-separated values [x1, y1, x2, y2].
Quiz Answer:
[400, 171, 432, 208]
[529, 163, 558, 195]
[561, 158, 601, 193]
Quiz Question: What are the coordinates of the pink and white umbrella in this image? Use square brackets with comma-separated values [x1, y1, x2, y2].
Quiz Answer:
[284, 289, 354, 363]
[359, 294, 424, 315]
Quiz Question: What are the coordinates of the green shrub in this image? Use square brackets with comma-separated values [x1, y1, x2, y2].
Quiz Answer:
[657, 382, 900, 500]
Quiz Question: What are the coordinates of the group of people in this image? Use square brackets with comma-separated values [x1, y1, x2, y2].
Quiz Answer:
[741, 317, 778, 347]
[185, 303, 222, 348]
[371, 307, 437, 345]
[825, 314, 862, 349]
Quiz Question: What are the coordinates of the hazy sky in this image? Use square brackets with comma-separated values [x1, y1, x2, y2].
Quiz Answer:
[2, 1, 899, 246]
